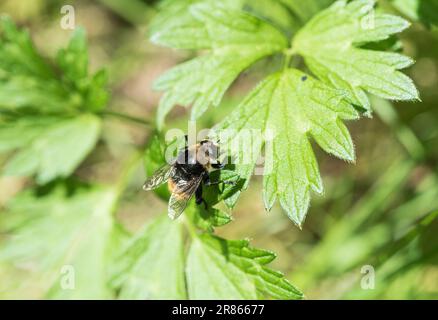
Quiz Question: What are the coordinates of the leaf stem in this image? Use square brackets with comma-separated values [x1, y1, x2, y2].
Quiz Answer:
[283, 48, 298, 70]
[283, 54, 292, 70]
[99, 110, 151, 127]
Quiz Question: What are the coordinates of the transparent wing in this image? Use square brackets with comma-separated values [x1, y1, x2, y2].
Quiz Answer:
[168, 175, 203, 220]
[142, 164, 175, 191]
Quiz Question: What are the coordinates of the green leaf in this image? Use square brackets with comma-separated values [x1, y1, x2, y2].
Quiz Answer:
[183, 168, 239, 231]
[0, 76, 67, 111]
[0, 183, 117, 299]
[391, 0, 438, 27]
[202, 169, 244, 206]
[0, 19, 108, 113]
[1, 114, 101, 184]
[57, 28, 89, 83]
[0, 16, 53, 79]
[110, 215, 186, 299]
[186, 202, 233, 232]
[186, 234, 303, 299]
[294, 0, 418, 115]
[152, 1, 288, 128]
[189, 207, 232, 231]
[214, 69, 358, 226]
[149, 0, 244, 42]
[0, 19, 108, 183]
[56, 28, 109, 112]
[0, 17, 66, 112]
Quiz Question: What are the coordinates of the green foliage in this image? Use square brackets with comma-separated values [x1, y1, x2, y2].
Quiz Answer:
[187, 234, 303, 299]
[186, 236, 258, 299]
[138, 135, 303, 299]
[110, 214, 303, 300]
[185, 170, 236, 232]
[215, 70, 358, 226]
[180, 0, 417, 226]
[110, 215, 186, 299]
[151, 1, 288, 128]
[0, 0, 431, 301]
[294, 0, 418, 115]
[150, 0, 419, 226]
[0, 183, 117, 299]
[0, 17, 108, 183]
[0, 115, 101, 183]
[56, 29, 109, 111]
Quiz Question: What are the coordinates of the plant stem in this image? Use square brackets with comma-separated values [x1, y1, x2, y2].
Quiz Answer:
[283, 48, 297, 70]
[283, 54, 292, 70]
[99, 110, 151, 127]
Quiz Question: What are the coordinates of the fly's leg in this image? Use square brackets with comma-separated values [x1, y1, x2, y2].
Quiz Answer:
[211, 162, 225, 170]
[206, 180, 236, 186]
[211, 161, 236, 185]
[204, 173, 236, 187]
[195, 183, 208, 209]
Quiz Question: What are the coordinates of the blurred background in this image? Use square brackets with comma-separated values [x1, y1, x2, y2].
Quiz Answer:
[0, 0, 437, 299]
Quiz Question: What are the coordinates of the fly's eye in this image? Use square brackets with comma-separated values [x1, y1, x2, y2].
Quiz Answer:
[209, 147, 220, 161]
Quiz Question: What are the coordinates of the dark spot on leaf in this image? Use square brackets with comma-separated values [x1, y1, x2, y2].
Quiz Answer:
[301, 76, 308, 82]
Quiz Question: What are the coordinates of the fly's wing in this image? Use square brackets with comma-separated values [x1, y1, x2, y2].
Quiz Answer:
[168, 175, 203, 220]
[143, 164, 175, 191]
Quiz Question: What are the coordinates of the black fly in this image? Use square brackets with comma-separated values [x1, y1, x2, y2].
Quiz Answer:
[143, 137, 233, 219]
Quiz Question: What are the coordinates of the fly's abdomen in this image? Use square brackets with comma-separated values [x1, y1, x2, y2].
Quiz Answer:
[168, 177, 191, 200]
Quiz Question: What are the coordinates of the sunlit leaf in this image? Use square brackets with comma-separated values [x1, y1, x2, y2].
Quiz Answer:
[294, 0, 418, 115]
[186, 234, 303, 299]
[151, 1, 288, 128]
[1, 114, 101, 184]
[0, 18, 108, 183]
[214, 69, 358, 226]
[110, 215, 186, 299]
